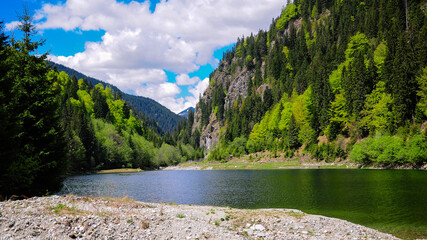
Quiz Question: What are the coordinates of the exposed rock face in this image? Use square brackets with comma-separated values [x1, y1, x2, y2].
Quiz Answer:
[192, 18, 310, 153]
[200, 112, 221, 150]
[193, 60, 254, 150]
[224, 70, 250, 109]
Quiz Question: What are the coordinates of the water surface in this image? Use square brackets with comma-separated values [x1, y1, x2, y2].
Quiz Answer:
[58, 169, 427, 239]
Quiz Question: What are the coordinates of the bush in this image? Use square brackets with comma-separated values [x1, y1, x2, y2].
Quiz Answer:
[400, 134, 427, 164]
[154, 143, 182, 167]
[349, 134, 427, 165]
[307, 143, 341, 162]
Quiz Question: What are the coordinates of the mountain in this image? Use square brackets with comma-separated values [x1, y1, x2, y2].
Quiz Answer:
[174, 0, 427, 166]
[178, 107, 195, 118]
[48, 62, 182, 133]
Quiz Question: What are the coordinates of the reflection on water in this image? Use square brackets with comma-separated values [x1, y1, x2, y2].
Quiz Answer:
[58, 169, 427, 239]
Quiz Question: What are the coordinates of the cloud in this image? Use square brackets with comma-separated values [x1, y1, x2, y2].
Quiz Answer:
[5, 21, 20, 31]
[32, 0, 284, 113]
[189, 77, 210, 100]
[176, 74, 200, 86]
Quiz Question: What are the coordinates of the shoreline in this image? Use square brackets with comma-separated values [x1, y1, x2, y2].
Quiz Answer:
[163, 158, 427, 171]
[95, 168, 143, 174]
[0, 195, 398, 239]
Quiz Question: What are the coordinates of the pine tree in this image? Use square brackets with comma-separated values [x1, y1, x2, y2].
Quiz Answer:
[389, 33, 417, 124]
[0, 8, 66, 196]
[287, 114, 300, 149]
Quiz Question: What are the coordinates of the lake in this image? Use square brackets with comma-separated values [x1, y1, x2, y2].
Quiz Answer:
[57, 169, 427, 239]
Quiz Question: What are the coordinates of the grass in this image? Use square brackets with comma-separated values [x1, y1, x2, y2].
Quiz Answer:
[50, 203, 85, 215]
[104, 195, 136, 204]
[178, 160, 300, 170]
[176, 213, 185, 218]
[176, 155, 353, 170]
[286, 210, 305, 219]
[96, 168, 142, 174]
[96, 211, 110, 217]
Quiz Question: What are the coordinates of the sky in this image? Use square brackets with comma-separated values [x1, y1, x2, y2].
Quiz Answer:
[2, 0, 285, 113]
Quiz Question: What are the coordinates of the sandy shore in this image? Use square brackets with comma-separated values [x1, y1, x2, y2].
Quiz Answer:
[0, 195, 398, 239]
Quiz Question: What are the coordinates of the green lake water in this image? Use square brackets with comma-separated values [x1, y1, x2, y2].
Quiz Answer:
[58, 169, 427, 239]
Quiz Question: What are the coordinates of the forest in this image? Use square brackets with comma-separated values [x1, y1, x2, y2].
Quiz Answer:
[2, 0, 427, 197]
[176, 0, 427, 166]
[0, 12, 203, 197]
[48, 61, 181, 134]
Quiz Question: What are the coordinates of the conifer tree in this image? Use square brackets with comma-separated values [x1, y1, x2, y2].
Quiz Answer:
[287, 114, 300, 149]
[0, 8, 65, 196]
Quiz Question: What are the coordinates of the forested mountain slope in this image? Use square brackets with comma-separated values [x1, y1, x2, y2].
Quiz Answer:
[0, 16, 202, 197]
[175, 0, 427, 166]
[49, 62, 182, 134]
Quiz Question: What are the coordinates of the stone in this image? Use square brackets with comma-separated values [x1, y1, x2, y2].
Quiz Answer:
[251, 224, 265, 231]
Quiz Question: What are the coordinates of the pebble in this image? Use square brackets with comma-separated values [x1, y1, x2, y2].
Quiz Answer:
[251, 224, 265, 231]
[0, 195, 399, 240]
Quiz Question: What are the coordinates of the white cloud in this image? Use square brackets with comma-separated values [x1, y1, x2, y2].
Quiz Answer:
[176, 74, 200, 86]
[5, 21, 20, 31]
[166, 77, 210, 113]
[32, 0, 285, 113]
[189, 77, 210, 101]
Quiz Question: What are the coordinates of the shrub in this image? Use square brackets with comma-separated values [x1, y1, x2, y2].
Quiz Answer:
[349, 134, 427, 165]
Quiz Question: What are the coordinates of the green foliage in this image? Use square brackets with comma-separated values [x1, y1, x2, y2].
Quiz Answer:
[350, 133, 427, 165]
[373, 42, 387, 76]
[276, 3, 299, 31]
[154, 143, 182, 167]
[208, 137, 248, 161]
[93, 119, 133, 169]
[345, 33, 370, 61]
[0, 10, 195, 195]
[77, 89, 94, 116]
[329, 33, 370, 93]
[50, 62, 181, 134]
[308, 143, 345, 162]
[0, 11, 66, 196]
[129, 132, 155, 169]
[328, 92, 349, 130]
[361, 81, 393, 134]
[245, 55, 254, 69]
[417, 67, 427, 117]
[286, 114, 300, 149]
[191, 0, 427, 169]
[279, 102, 293, 131]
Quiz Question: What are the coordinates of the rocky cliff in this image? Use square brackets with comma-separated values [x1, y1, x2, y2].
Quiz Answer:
[193, 60, 255, 150]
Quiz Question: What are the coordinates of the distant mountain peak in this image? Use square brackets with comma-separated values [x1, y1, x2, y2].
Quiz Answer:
[178, 107, 195, 118]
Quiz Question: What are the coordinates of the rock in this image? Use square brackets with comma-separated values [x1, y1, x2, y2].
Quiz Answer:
[0, 195, 398, 240]
[8, 221, 15, 228]
[251, 224, 265, 231]
[244, 228, 254, 235]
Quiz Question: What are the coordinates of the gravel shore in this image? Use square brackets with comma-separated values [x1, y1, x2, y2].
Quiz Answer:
[0, 195, 398, 239]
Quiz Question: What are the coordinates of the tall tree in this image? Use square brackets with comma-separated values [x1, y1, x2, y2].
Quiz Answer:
[0, 8, 66, 196]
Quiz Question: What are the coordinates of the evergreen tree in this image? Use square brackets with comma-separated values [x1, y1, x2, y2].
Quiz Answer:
[389, 34, 418, 124]
[287, 114, 300, 149]
[0, 9, 66, 196]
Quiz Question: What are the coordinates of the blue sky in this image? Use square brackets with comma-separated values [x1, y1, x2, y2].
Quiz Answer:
[2, 0, 283, 113]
